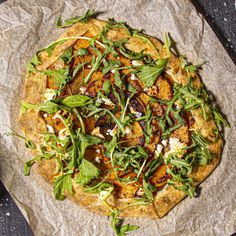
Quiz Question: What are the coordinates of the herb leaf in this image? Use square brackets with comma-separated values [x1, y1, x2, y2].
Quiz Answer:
[137, 59, 168, 87]
[27, 54, 41, 74]
[76, 159, 101, 185]
[54, 171, 73, 200]
[143, 180, 153, 201]
[61, 94, 92, 108]
[24, 155, 44, 176]
[110, 210, 139, 236]
[56, 10, 95, 28]
[21, 101, 61, 114]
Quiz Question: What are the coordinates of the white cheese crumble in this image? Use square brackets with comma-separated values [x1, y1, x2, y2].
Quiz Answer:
[161, 139, 168, 146]
[130, 74, 138, 81]
[95, 149, 101, 153]
[58, 128, 69, 140]
[111, 69, 115, 74]
[130, 107, 142, 118]
[135, 188, 144, 197]
[99, 190, 109, 200]
[102, 97, 114, 106]
[46, 124, 54, 133]
[96, 98, 114, 106]
[95, 156, 101, 163]
[106, 125, 117, 136]
[131, 60, 143, 66]
[79, 86, 87, 95]
[43, 113, 48, 118]
[91, 127, 105, 139]
[164, 137, 186, 158]
[124, 126, 131, 134]
[155, 144, 163, 157]
[87, 65, 92, 68]
[43, 89, 56, 101]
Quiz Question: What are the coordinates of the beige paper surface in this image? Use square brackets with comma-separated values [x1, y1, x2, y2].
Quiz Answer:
[0, 0, 236, 235]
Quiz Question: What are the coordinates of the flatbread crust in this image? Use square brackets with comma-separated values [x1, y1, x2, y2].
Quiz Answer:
[19, 18, 223, 218]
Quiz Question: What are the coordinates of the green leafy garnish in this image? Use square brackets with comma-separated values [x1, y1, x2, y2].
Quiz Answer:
[27, 54, 41, 74]
[56, 10, 96, 28]
[137, 59, 168, 87]
[54, 171, 73, 200]
[76, 159, 101, 185]
[21, 101, 61, 114]
[110, 209, 139, 236]
[61, 94, 92, 108]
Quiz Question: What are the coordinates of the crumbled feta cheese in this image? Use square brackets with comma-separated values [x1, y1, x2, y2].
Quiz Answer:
[95, 156, 101, 163]
[58, 128, 69, 140]
[91, 127, 105, 139]
[161, 139, 168, 146]
[43, 89, 56, 101]
[43, 113, 48, 118]
[155, 144, 163, 157]
[79, 86, 87, 95]
[87, 65, 92, 68]
[96, 98, 114, 106]
[130, 107, 142, 118]
[135, 188, 144, 197]
[174, 101, 183, 110]
[46, 124, 54, 133]
[143, 88, 149, 92]
[96, 149, 101, 153]
[124, 126, 131, 134]
[102, 97, 114, 106]
[99, 190, 109, 200]
[131, 60, 143, 66]
[64, 153, 70, 158]
[130, 74, 138, 81]
[111, 69, 115, 74]
[52, 112, 60, 120]
[106, 125, 117, 136]
[164, 137, 186, 158]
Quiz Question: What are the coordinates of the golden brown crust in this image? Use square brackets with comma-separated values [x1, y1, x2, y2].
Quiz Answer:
[19, 18, 223, 218]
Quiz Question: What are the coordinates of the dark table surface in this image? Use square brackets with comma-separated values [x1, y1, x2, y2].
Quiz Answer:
[0, 0, 236, 236]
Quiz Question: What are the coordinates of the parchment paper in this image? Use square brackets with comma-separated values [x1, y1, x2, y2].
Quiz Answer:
[0, 0, 236, 235]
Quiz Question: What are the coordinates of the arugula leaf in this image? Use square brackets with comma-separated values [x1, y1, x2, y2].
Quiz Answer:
[165, 154, 195, 197]
[21, 101, 61, 114]
[84, 182, 114, 194]
[84, 46, 110, 83]
[102, 80, 111, 95]
[59, 47, 73, 64]
[163, 32, 171, 56]
[211, 106, 230, 137]
[76, 159, 101, 185]
[78, 133, 102, 157]
[76, 48, 89, 56]
[137, 59, 168, 87]
[119, 45, 146, 60]
[102, 59, 121, 75]
[24, 155, 44, 176]
[44, 67, 71, 95]
[144, 105, 152, 143]
[61, 94, 92, 108]
[56, 10, 96, 28]
[43, 39, 68, 56]
[143, 180, 153, 201]
[110, 209, 139, 236]
[54, 171, 73, 200]
[114, 70, 122, 88]
[27, 54, 41, 74]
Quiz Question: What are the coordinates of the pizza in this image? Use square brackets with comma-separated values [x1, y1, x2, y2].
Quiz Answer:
[19, 10, 228, 235]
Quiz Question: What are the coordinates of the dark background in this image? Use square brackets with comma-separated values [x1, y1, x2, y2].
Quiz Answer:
[0, 0, 235, 235]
